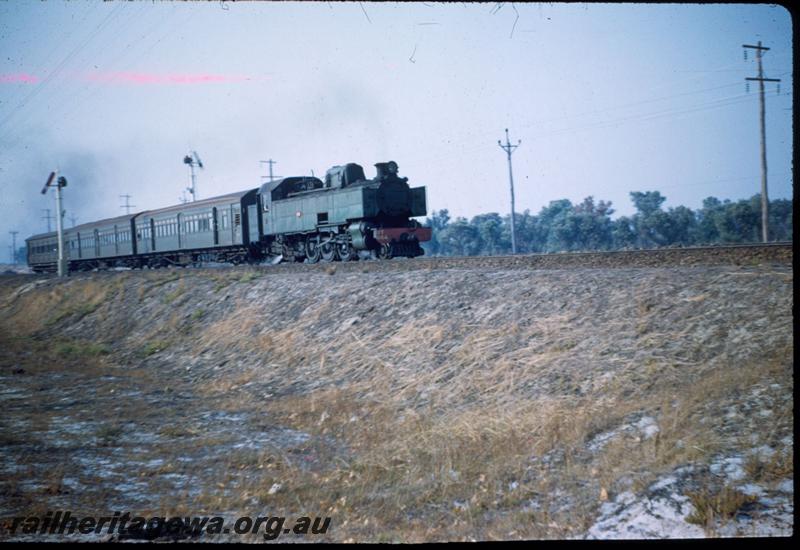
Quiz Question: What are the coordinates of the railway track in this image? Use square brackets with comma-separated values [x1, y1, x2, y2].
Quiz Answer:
[9, 242, 792, 279]
[242, 241, 793, 275]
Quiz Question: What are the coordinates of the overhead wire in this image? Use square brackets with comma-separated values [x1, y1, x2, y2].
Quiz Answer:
[0, 2, 126, 139]
[415, 64, 791, 169]
[56, 4, 184, 126]
[412, 88, 759, 168]
[410, 80, 748, 168]
[0, 3, 94, 109]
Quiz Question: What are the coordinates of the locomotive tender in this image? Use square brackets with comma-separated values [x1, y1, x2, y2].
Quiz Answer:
[27, 161, 431, 272]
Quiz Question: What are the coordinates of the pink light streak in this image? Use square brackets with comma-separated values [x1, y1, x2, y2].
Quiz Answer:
[82, 71, 264, 85]
[1, 71, 268, 86]
[0, 73, 40, 84]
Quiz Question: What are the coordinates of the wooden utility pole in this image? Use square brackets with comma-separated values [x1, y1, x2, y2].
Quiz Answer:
[9, 230, 18, 264]
[120, 194, 136, 214]
[42, 209, 54, 232]
[743, 41, 781, 243]
[498, 129, 521, 254]
[260, 159, 281, 183]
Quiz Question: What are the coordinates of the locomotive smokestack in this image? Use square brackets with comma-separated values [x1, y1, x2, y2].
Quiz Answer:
[374, 161, 398, 180]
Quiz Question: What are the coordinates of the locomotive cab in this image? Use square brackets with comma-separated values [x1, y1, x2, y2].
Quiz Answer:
[325, 163, 366, 188]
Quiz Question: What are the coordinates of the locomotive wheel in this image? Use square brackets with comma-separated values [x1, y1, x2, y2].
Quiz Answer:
[305, 238, 321, 263]
[320, 241, 338, 262]
[337, 242, 357, 262]
[377, 243, 393, 260]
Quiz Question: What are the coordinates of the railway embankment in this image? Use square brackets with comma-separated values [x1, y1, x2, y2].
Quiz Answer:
[0, 252, 793, 540]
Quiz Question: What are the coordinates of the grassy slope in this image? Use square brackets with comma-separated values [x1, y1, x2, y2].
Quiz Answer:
[0, 263, 793, 541]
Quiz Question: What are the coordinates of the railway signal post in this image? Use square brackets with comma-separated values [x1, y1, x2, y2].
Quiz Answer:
[184, 151, 204, 202]
[41, 171, 68, 277]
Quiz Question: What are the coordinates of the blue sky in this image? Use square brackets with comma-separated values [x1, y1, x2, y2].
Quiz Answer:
[0, 2, 793, 254]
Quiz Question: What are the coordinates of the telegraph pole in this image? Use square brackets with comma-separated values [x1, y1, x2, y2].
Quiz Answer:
[743, 41, 781, 243]
[9, 231, 18, 264]
[260, 159, 281, 182]
[69, 214, 78, 228]
[497, 128, 521, 254]
[42, 209, 54, 232]
[120, 194, 136, 214]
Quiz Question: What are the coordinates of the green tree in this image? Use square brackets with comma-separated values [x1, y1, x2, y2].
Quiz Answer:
[768, 198, 793, 241]
[570, 196, 615, 250]
[630, 191, 668, 247]
[439, 217, 480, 256]
[503, 210, 541, 253]
[423, 209, 451, 256]
[471, 213, 507, 255]
[612, 216, 637, 248]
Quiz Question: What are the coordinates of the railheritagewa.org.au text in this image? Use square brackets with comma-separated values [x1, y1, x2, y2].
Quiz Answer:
[6, 511, 331, 540]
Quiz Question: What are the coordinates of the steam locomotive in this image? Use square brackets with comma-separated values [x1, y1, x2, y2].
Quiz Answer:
[26, 161, 431, 272]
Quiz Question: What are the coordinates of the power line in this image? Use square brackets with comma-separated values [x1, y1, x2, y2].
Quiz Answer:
[56, 5, 184, 127]
[417, 89, 765, 171]
[416, 80, 752, 166]
[0, 4, 126, 139]
[0, 5, 94, 111]
[411, 80, 772, 169]
[531, 92, 759, 139]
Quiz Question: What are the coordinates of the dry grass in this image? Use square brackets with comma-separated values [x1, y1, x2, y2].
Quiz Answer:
[686, 485, 759, 527]
[0, 264, 792, 541]
[0, 278, 109, 336]
[744, 448, 794, 483]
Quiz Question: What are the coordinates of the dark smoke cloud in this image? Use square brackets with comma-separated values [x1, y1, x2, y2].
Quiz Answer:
[0, 128, 120, 255]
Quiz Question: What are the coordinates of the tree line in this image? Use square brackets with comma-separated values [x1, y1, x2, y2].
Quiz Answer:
[422, 192, 793, 256]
